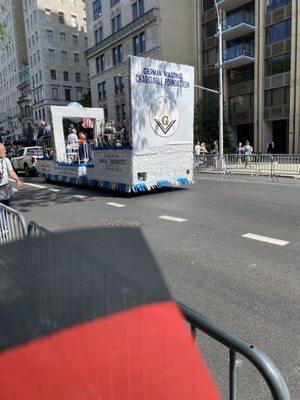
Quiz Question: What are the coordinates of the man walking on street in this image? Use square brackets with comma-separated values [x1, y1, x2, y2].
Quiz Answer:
[0, 143, 23, 207]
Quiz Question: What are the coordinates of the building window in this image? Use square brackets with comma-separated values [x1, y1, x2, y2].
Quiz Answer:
[39, 70, 42, 81]
[63, 71, 69, 81]
[60, 32, 66, 42]
[77, 90, 82, 101]
[266, 19, 291, 45]
[96, 54, 105, 73]
[47, 29, 53, 41]
[35, 31, 38, 42]
[202, 19, 217, 39]
[97, 81, 106, 100]
[114, 76, 124, 94]
[110, 0, 120, 7]
[61, 51, 68, 64]
[265, 53, 291, 76]
[71, 15, 77, 27]
[52, 87, 58, 100]
[73, 35, 78, 45]
[75, 72, 81, 82]
[94, 27, 103, 44]
[93, 0, 102, 20]
[202, 47, 218, 65]
[33, 53, 36, 65]
[112, 44, 123, 65]
[202, 0, 214, 11]
[111, 14, 121, 34]
[48, 49, 55, 61]
[50, 69, 56, 79]
[133, 32, 146, 55]
[229, 94, 254, 113]
[65, 88, 71, 101]
[32, 33, 35, 45]
[228, 65, 254, 85]
[45, 8, 51, 16]
[37, 50, 40, 62]
[132, 0, 144, 20]
[266, 0, 292, 13]
[116, 104, 126, 122]
[59, 12, 65, 24]
[74, 53, 79, 63]
[265, 86, 290, 106]
[28, 38, 31, 48]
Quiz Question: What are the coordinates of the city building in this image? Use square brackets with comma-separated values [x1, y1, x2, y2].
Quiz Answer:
[22, 0, 90, 124]
[200, 0, 300, 153]
[17, 64, 35, 142]
[85, 0, 199, 126]
[0, 0, 28, 142]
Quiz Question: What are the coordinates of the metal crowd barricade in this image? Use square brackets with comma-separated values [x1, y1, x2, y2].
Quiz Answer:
[28, 221, 52, 237]
[0, 203, 28, 245]
[194, 154, 300, 178]
[180, 303, 291, 400]
[37, 137, 54, 158]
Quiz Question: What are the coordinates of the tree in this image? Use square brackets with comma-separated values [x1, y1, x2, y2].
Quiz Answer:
[194, 96, 233, 153]
[0, 2, 10, 46]
[79, 91, 92, 107]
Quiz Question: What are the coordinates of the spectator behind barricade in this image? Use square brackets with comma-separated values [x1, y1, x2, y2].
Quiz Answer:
[44, 122, 52, 138]
[267, 139, 275, 154]
[0, 143, 23, 207]
[116, 140, 122, 148]
[211, 140, 219, 169]
[37, 120, 46, 140]
[244, 140, 253, 168]
[194, 141, 201, 156]
[236, 142, 244, 165]
[68, 129, 78, 145]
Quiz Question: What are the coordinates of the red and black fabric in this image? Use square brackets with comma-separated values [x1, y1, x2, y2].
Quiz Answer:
[0, 228, 221, 400]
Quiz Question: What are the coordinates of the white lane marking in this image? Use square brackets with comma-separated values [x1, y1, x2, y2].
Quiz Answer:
[158, 215, 187, 223]
[242, 233, 289, 246]
[106, 202, 126, 208]
[73, 194, 88, 199]
[48, 188, 60, 192]
[23, 182, 47, 189]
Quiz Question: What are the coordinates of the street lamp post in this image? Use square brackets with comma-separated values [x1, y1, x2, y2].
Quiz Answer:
[213, 0, 224, 157]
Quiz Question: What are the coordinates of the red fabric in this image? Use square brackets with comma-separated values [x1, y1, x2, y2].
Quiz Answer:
[82, 118, 94, 129]
[0, 301, 221, 400]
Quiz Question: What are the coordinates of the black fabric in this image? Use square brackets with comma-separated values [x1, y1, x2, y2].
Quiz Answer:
[0, 228, 170, 352]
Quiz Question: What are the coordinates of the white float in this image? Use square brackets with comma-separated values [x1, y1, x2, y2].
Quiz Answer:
[37, 56, 194, 192]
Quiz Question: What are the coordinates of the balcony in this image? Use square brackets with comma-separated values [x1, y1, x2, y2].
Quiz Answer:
[216, 0, 253, 12]
[219, 10, 255, 41]
[85, 8, 159, 59]
[223, 44, 254, 68]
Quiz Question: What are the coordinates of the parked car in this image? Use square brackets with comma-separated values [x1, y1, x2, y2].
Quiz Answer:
[10, 146, 43, 176]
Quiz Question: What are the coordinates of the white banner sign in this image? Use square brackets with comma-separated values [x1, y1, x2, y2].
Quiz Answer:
[130, 56, 194, 150]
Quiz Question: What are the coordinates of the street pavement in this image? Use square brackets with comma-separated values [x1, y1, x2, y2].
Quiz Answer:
[10, 174, 300, 400]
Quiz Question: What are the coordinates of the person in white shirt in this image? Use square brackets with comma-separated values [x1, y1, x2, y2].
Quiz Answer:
[67, 129, 79, 145]
[0, 143, 23, 206]
[194, 141, 201, 156]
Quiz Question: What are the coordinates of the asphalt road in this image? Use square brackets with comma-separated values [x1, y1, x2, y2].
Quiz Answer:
[10, 174, 300, 400]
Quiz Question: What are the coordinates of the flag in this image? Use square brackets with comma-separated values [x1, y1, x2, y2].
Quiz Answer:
[82, 118, 94, 129]
[0, 228, 221, 400]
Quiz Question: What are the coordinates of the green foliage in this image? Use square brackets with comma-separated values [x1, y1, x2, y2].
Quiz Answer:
[79, 91, 92, 107]
[194, 96, 233, 153]
[0, 3, 10, 46]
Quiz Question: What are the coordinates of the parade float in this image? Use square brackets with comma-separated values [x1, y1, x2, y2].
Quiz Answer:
[37, 56, 194, 192]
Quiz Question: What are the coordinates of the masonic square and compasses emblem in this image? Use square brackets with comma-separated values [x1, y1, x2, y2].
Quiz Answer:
[150, 96, 180, 138]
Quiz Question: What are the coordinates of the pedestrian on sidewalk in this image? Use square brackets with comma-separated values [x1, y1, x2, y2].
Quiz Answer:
[211, 140, 219, 169]
[0, 143, 23, 207]
[244, 140, 253, 168]
[267, 139, 275, 154]
[236, 142, 244, 166]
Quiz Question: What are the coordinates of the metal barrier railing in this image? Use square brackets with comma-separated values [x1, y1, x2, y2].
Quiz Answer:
[180, 303, 291, 400]
[28, 221, 52, 237]
[0, 203, 28, 245]
[0, 209, 292, 399]
[194, 154, 300, 178]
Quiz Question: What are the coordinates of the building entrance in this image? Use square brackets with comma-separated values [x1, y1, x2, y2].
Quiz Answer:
[273, 120, 287, 153]
[237, 123, 254, 147]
